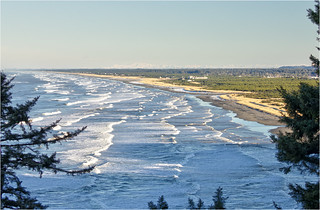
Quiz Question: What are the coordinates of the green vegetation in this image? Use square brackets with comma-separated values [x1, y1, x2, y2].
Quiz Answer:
[165, 76, 318, 99]
[1, 73, 94, 209]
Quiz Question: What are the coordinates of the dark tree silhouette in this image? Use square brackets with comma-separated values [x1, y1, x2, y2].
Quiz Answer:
[148, 195, 169, 210]
[209, 187, 228, 209]
[188, 198, 205, 210]
[1, 72, 94, 209]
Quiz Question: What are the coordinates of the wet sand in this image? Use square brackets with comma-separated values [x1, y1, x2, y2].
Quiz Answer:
[196, 95, 289, 135]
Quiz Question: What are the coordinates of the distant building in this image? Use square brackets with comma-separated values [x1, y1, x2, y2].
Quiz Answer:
[309, 76, 319, 79]
[189, 76, 208, 80]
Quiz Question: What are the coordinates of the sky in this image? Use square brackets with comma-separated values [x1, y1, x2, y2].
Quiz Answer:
[1, 0, 318, 69]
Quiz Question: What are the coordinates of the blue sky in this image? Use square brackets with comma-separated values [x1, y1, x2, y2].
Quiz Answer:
[1, 0, 317, 69]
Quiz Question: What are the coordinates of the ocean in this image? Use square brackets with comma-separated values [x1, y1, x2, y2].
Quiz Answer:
[4, 70, 316, 209]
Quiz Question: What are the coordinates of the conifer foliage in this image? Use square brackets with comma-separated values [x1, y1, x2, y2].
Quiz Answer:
[148, 195, 169, 209]
[188, 198, 205, 210]
[1, 73, 94, 209]
[307, 0, 320, 75]
[209, 187, 228, 209]
[148, 187, 228, 209]
[271, 1, 319, 209]
[188, 187, 228, 209]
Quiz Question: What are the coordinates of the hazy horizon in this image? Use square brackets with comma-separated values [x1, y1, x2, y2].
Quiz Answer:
[3, 64, 314, 71]
[2, 0, 317, 69]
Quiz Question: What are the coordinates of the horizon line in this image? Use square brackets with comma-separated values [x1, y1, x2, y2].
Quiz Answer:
[2, 65, 314, 71]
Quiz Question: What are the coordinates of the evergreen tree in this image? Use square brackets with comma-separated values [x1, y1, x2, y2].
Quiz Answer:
[148, 195, 169, 210]
[209, 187, 228, 209]
[188, 198, 205, 210]
[188, 198, 196, 210]
[307, 0, 319, 75]
[271, 1, 319, 208]
[148, 187, 227, 209]
[1, 72, 94, 209]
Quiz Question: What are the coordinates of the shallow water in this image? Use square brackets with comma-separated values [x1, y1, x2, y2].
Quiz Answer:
[5, 70, 316, 209]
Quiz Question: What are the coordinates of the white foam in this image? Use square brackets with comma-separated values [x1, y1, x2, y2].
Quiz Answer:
[156, 163, 183, 168]
[31, 117, 44, 122]
[58, 91, 71, 95]
[165, 98, 179, 110]
[94, 121, 126, 157]
[160, 120, 181, 136]
[212, 131, 240, 144]
[53, 125, 62, 131]
[106, 104, 113, 108]
[121, 115, 129, 120]
[184, 125, 198, 132]
[42, 83, 70, 95]
[66, 94, 111, 106]
[52, 98, 70, 102]
[92, 167, 101, 174]
[66, 100, 85, 106]
[139, 115, 146, 120]
[80, 120, 126, 173]
[82, 156, 99, 167]
[43, 111, 61, 116]
[64, 113, 99, 126]
[174, 168, 181, 172]
[206, 108, 214, 118]
[11, 71, 314, 209]
[119, 108, 140, 112]
[171, 137, 177, 144]
[203, 118, 213, 125]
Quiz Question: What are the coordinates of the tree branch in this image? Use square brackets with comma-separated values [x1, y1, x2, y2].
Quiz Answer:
[1, 127, 87, 147]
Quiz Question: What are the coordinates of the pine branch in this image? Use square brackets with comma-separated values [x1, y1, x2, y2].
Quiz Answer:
[47, 165, 95, 175]
[1, 119, 61, 142]
[2, 97, 40, 130]
[1, 126, 87, 147]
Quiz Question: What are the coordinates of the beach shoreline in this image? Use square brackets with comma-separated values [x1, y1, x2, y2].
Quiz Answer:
[55, 72, 286, 135]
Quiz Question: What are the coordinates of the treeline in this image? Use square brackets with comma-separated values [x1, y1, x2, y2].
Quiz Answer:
[48, 66, 317, 78]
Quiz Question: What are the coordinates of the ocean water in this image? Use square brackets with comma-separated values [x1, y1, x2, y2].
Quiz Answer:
[5, 70, 316, 209]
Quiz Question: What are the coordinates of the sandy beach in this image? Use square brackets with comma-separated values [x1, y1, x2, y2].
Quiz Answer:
[56, 72, 286, 134]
